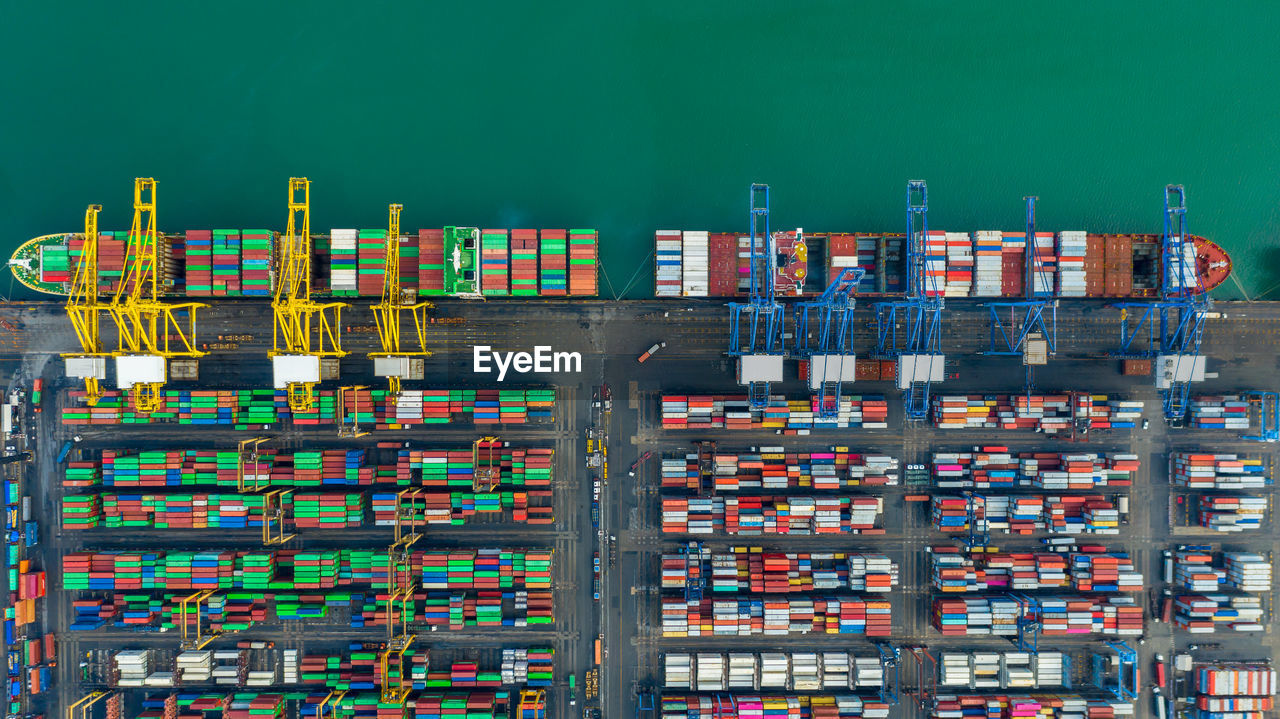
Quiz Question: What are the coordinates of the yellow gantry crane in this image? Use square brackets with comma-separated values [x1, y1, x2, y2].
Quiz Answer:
[369, 203, 433, 401]
[66, 691, 118, 719]
[178, 589, 222, 649]
[314, 690, 347, 719]
[472, 436, 500, 491]
[270, 178, 348, 413]
[380, 487, 424, 704]
[62, 204, 109, 405]
[104, 179, 208, 413]
[337, 385, 371, 438]
[234, 437, 294, 544]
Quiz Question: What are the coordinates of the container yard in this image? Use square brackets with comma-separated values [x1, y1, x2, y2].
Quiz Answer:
[4, 180, 1280, 719]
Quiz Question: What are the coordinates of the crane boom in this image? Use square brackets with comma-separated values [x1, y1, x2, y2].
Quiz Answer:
[270, 178, 348, 412]
[103, 179, 207, 414]
[62, 204, 107, 405]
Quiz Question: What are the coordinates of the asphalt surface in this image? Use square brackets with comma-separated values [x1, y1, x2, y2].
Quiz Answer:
[2, 297, 1280, 719]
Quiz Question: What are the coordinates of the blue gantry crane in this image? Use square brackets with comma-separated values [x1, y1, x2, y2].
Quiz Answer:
[728, 184, 786, 409]
[984, 196, 1057, 400]
[873, 181, 945, 421]
[636, 691, 656, 719]
[1112, 186, 1210, 421]
[1092, 641, 1139, 700]
[1243, 391, 1280, 442]
[793, 267, 866, 418]
[1012, 594, 1042, 652]
[875, 643, 901, 704]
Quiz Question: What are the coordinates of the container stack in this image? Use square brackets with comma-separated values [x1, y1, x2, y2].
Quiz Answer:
[931, 450, 1137, 490]
[63, 387, 556, 429]
[660, 449, 899, 491]
[61, 495, 101, 528]
[659, 394, 888, 431]
[240, 230, 273, 296]
[922, 230, 947, 297]
[1000, 231, 1027, 296]
[328, 229, 358, 296]
[930, 696, 1132, 719]
[931, 549, 1141, 592]
[356, 229, 387, 297]
[211, 230, 241, 296]
[660, 496, 883, 536]
[567, 229, 598, 295]
[1198, 496, 1266, 532]
[937, 651, 1068, 689]
[1189, 396, 1252, 430]
[972, 231, 1003, 296]
[96, 231, 130, 292]
[661, 596, 891, 637]
[933, 596, 1141, 636]
[1172, 452, 1269, 489]
[943, 232, 973, 297]
[417, 229, 446, 296]
[289, 493, 364, 529]
[1076, 395, 1144, 429]
[654, 230, 683, 296]
[681, 231, 709, 297]
[1175, 595, 1266, 633]
[826, 235, 861, 289]
[1224, 552, 1273, 592]
[664, 652, 887, 692]
[659, 695, 890, 719]
[183, 230, 214, 296]
[931, 394, 1143, 431]
[395, 232, 418, 298]
[662, 548, 897, 594]
[537, 229, 568, 296]
[38, 242, 72, 285]
[1056, 231, 1088, 297]
[1193, 664, 1276, 716]
[931, 494, 1121, 536]
[1030, 231, 1056, 295]
[509, 229, 538, 296]
[480, 229, 510, 296]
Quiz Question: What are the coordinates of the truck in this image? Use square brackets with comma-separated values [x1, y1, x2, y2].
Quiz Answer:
[57, 441, 73, 464]
[568, 674, 577, 706]
[1154, 654, 1166, 689]
[30, 380, 41, 413]
[22, 523, 36, 548]
[637, 341, 666, 363]
[590, 501, 599, 531]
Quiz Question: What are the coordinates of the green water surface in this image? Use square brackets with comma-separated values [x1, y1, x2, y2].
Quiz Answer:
[3, 2, 1278, 299]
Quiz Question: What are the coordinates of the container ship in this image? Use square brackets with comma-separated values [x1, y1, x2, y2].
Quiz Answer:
[654, 228, 1232, 299]
[7, 226, 599, 299]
